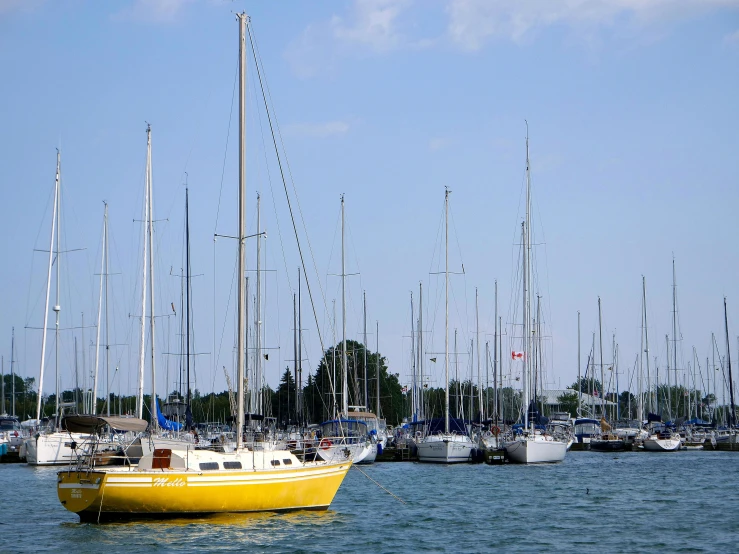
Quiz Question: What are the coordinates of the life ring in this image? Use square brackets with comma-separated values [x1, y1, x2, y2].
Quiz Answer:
[491, 426, 500, 436]
[319, 438, 333, 450]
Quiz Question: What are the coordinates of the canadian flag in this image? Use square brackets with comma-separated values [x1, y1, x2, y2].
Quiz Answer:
[593, 389, 599, 397]
[511, 351, 525, 360]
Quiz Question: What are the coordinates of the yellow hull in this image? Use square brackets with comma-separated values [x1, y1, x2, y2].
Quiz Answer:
[58, 461, 351, 522]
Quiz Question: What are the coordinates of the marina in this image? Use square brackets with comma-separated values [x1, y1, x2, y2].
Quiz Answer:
[3, 450, 739, 552]
[0, 1, 738, 551]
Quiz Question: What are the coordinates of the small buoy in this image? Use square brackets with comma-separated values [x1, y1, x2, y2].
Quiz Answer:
[586, 488, 590, 495]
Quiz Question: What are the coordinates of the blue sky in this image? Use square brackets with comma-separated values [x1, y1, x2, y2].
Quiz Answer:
[1, 0, 738, 416]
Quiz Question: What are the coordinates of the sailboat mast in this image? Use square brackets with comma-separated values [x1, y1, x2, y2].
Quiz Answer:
[363, 292, 368, 410]
[598, 297, 604, 418]
[136, 129, 150, 420]
[11, 327, 15, 417]
[577, 311, 581, 418]
[104, 203, 111, 416]
[410, 292, 416, 419]
[255, 193, 261, 415]
[494, 280, 498, 422]
[298, 267, 302, 424]
[643, 277, 652, 414]
[54, 150, 62, 422]
[523, 123, 531, 430]
[235, 13, 248, 450]
[36, 151, 59, 422]
[341, 195, 348, 418]
[672, 257, 678, 421]
[476, 288, 482, 421]
[444, 188, 450, 435]
[419, 281, 424, 420]
[186, 187, 191, 408]
[147, 125, 158, 432]
[724, 297, 736, 427]
[93, 206, 106, 416]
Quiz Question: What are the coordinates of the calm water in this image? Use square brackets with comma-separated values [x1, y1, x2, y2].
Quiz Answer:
[2, 451, 737, 553]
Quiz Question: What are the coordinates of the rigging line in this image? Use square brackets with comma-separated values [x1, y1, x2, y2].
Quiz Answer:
[250, 23, 332, 323]
[246, 23, 336, 404]
[213, 57, 238, 234]
[349, 459, 408, 504]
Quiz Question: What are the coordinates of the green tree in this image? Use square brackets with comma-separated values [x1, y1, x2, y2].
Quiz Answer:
[557, 391, 579, 417]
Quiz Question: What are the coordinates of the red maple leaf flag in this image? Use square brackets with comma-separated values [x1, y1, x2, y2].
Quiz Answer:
[511, 351, 525, 360]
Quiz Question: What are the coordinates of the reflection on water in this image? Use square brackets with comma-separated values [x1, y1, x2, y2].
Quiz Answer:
[3, 452, 739, 552]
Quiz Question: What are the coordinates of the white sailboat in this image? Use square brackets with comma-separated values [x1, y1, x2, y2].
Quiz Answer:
[24, 151, 88, 466]
[317, 195, 376, 465]
[416, 189, 475, 464]
[504, 125, 566, 465]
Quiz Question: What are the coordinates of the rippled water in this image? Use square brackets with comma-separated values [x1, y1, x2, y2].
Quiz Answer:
[2, 451, 737, 553]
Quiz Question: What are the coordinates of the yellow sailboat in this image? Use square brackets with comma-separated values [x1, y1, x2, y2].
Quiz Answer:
[57, 13, 351, 522]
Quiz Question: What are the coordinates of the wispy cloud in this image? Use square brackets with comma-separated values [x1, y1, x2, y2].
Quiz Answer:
[429, 137, 452, 151]
[285, 0, 413, 77]
[446, 0, 739, 51]
[112, 0, 194, 24]
[283, 120, 351, 139]
[0, 0, 45, 17]
[724, 28, 739, 44]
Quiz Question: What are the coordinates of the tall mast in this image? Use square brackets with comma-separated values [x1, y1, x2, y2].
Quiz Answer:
[363, 291, 368, 410]
[419, 281, 424, 420]
[235, 12, 248, 450]
[1, 356, 4, 416]
[54, 149, 62, 423]
[724, 297, 736, 427]
[332, 299, 336, 419]
[410, 292, 416, 419]
[643, 277, 652, 414]
[298, 268, 302, 424]
[293, 292, 298, 423]
[147, 124, 158, 432]
[93, 206, 106, 415]
[104, 203, 111, 416]
[494, 280, 498, 422]
[136, 129, 150, 420]
[577, 311, 581, 418]
[341, 195, 348, 418]
[11, 327, 16, 417]
[638, 277, 644, 421]
[598, 296, 604, 418]
[671, 257, 678, 421]
[476, 288, 482, 421]
[444, 188, 450, 434]
[186, 187, 191, 408]
[36, 151, 59, 422]
[81, 314, 85, 413]
[523, 122, 531, 430]
[255, 193, 261, 415]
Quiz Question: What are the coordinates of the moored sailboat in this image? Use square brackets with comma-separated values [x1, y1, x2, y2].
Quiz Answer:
[504, 126, 566, 464]
[57, 14, 351, 521]
[416, 189, 475, 464]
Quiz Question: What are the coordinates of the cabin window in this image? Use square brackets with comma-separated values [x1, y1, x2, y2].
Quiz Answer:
[270, 460, 280, 466]
[199, 462, 220, 471]
[223, 461, 242, 470]
[282, 459, 293, 465]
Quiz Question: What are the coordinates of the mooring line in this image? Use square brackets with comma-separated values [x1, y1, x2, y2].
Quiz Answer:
[351, 465, 407, 505]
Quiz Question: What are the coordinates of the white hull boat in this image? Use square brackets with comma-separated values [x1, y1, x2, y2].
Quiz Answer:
[416, 434, 475, 463]
[505, 434, 567, 464]
[24, 432, 90, 465]
[642, 433, 681, 452]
